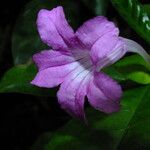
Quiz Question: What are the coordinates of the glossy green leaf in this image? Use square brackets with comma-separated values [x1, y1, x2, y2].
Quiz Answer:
[39, 86, 150, 150]
[12, 0, 82, 65]
[0, 64, 56, 96]
[111, 0, 150, 44]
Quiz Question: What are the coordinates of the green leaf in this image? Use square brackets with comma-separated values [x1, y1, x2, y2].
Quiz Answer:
[31, 132, 53, 150]
[103, 54, 150, 84]
[95, 0, 109, 15]
[115, 54, 150, 70]
[111, 0, 150, 44]
[102, 66, 126, 82]
[81, 0, 109, 16]
[114, 55, 150, 84]
[12, 0, 82, 65]
[0, 64, 56, 96]
[127, 71, 150, 84]
[38, 86, 150, 150]
[143, 4, 150, 14]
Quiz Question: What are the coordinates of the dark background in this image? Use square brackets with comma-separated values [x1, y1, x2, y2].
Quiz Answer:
[0, 1, 69, 149]
[0, 0, 149, 150]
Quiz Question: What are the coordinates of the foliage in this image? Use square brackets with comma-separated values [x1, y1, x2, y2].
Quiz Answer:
[0, 64, 56, 96]
[0, 0, 150, 149]
[31, 86, 150, 150]
[111, 0, 150, 44]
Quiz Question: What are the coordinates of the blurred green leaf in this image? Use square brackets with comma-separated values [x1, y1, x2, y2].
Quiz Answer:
[104, 54, 150, 84]
[127, 71, 150, 84]
[12, 0, 82, 65]
[95, 0, 109, 15]
[102, 66, 126, 82]
[31, 132, 53, 150]
[81, 0, 109, 16]
[0, 64, 56, 96]
[111, 0, 150, 44]
[115, 54, 150, 70]
[36, 86, 150, 150]
[143, 4, 150, 14]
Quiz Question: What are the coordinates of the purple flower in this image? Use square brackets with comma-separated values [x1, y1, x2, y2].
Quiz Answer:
[31, 6, 150, 120]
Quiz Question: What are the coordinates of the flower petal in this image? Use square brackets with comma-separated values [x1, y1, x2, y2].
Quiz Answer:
[87, 76, 121, 113]
[94, 72, 122, 101]
[75, 16, 119, 49]
[94, 38, 126, 71]
[90, 31, 119, 64]
[37, 6, 76, 50]
[121, 37, 150, 64]
[33, 50, 76, 71]
[31, 61, 81, 88]
[57, 60, 92, 120]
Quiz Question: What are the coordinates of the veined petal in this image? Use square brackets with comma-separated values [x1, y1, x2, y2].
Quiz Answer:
[48, 6, 77, 47]
[90, 31, 119, 65]
[37, 6, 76, 50]
[37, 9, 67, 50]
[76, 16, 119, 49]
[121, 37, 150, 64]
[87, 76, 121, 113]
[31, 61, 81, 88]
[33, 50, 75, 71]
[94, 72, 122, 101]
[95, 38, 126, 71]
[57, 59, 92, 120]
